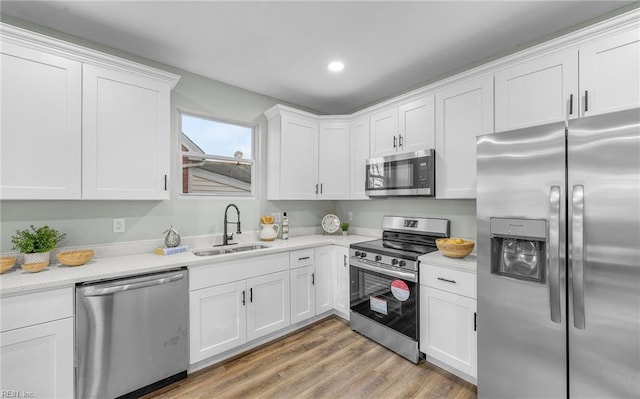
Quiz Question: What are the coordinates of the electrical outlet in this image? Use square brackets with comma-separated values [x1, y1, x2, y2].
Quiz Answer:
[271, 212, 281, 224]
[347, 212, 353, 222]
[113, 218, 125, 233]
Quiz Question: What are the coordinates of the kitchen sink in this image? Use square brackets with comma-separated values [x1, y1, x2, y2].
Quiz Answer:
[193, 244, 270, 256]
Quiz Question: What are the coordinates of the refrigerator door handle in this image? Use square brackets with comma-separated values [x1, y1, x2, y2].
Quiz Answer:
[571, 184, 586, 329]
[548, 185, 562, 324]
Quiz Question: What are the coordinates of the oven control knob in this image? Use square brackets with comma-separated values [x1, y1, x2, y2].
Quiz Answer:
[399, 260, 406, 267]
[354, 251, 361, 257]
[375, 255, 382, 261]
[360, 252, 367, 258]
[391, 259, 399, 265]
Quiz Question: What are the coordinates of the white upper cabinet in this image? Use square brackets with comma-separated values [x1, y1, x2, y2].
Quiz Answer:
[318, 121, 350, 199]
[370, 94, 435, 158]
[579, 26, 640, 117]
[0, 41, 82, 199]
[435, 75, 493, 199]
[398, 94, 436, 153]
[82, 64, 171, 200]
[349, 116, 370, 199]
[369, 106, 399, 157]
[494, 48, 578, 133]
[277, 113, 319, 199]
[0, 23, 179, 200]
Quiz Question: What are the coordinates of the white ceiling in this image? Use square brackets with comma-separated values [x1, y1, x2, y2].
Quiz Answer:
[1, 1, 635, 114]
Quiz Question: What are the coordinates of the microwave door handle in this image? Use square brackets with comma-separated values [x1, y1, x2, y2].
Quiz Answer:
[571, 184, 586, 329]
[548, 185, 562, 324]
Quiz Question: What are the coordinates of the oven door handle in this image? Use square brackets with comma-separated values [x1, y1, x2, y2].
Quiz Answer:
[351, 261, 417, 282]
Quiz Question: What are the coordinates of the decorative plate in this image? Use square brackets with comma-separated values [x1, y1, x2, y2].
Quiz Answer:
[321, 214, 341, 234]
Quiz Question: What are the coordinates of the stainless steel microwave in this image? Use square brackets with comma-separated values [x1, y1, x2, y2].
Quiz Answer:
[365, 149, 435, 197]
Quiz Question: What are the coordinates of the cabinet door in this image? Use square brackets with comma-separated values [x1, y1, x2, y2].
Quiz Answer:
[350, 116, 370, 199]
[333, 247, 350, 319]
[435, 75, 493, 199]
[279, 114, 319, 199]
[495, 48, 578, 132]
[314, 247, 334, 314]
[420, 286, 477, 379]
[290, 265, 316, 324]
[580, 27, 640, 117]
[0, 42, 82, 199]
[82, 64, 170, 199]
[370, 106, 399, 157]
[247, 271, 290, 341]
[1, 317, 74, 399]
[189, 281, 247, 362]
[318, 122, 350, 199]
[398, 94, 435, 152]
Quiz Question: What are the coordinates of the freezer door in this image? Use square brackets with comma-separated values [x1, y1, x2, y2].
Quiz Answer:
[567, 108, 640, 398]
[477, 122, 567, 399]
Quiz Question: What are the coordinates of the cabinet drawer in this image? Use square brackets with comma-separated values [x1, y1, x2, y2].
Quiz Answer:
[190, 253, 289, 291]
[1, 287, 74, 332]
[289, 249, 314, 269]
[422, 265, 476, 299]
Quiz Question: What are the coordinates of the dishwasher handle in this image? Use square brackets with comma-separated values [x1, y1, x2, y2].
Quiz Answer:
[81, 272, 185, 297]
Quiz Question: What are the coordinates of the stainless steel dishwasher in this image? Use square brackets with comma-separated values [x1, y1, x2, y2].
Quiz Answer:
[76, 268, 188, 399]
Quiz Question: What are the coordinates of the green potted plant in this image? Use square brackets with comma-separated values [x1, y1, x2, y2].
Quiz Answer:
[11, 225, 66, 271]
[340, 222, 350, 236]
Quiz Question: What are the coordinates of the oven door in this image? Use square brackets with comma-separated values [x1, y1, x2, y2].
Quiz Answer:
[365, 149, 434, 197]
[350, 262, 418, 340]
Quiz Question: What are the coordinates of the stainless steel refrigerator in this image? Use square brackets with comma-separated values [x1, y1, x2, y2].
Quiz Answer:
[476, 108, 640, 399]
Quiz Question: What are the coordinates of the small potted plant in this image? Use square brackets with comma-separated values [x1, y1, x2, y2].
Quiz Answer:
[340, 222, 350, 236]
[11, 225, 66, 272]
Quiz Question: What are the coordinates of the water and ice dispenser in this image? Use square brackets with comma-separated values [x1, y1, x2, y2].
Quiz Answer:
[490, 218, 547, 284]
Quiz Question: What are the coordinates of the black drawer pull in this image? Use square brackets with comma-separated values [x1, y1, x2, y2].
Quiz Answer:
[437, 277, 456, 284]
[298, 256, 310, 261]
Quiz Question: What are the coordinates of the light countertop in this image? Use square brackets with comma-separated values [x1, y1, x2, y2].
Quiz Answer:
[419, 251, 477, 274]
[0, 234, 373, 297]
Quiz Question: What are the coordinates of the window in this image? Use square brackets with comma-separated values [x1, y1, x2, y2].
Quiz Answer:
[180, 111, 255, 196]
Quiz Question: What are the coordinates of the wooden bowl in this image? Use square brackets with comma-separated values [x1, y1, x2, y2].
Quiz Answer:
[22, 261, 49, 273]
[436, 238, 475, 258]
[57, 250, 94, 266]
[1, 257, 17, 273]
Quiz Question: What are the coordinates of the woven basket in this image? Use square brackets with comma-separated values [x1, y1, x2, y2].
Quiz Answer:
[57, 250, 94, 266]
[22, 261, 49, 273]
[436, 238, 475, 258]
[1, 257, 17, 273]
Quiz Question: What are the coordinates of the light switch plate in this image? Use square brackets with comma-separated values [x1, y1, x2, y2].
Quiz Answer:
[113, 218, 125, 233]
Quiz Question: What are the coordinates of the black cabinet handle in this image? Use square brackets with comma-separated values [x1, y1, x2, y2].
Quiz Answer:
[312, 273, 315, 285]
[249, 287, 253, 303]
[584, 90, 589, 112]
[320, 183, 323, 194]
[164, 174, 167, 191]
[474, 312, 478, 332]
[393, 135, 397, 148]
[343, 254, 347, 267]
[399, 134, 403, 147]
[242, 290, 246, 306]
[569, 94, 573, 115]
[315, 184, 319, 194]
[437, 277, 456, 284]
[298, 256, 310, 261]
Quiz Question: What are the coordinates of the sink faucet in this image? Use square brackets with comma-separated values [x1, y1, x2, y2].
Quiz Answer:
[223, 203, 241, 246]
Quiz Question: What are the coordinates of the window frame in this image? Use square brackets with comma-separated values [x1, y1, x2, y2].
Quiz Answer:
[178, 109, 258, 198]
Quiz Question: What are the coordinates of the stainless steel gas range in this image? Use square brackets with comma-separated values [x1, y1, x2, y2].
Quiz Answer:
[349, 216, 449, 363]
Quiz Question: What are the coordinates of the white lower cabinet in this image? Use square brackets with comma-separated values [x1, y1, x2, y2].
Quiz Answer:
[289, 248, 334, 324]
[0, 288, 74, 399]
[333, 247, 350, 318]
[246, 271, 290, 341]
[420, 264, 477, 383]
[189, 253, 290, 364]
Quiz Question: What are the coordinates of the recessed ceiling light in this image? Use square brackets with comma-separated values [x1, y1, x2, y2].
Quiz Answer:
[328, 61, 344, 72]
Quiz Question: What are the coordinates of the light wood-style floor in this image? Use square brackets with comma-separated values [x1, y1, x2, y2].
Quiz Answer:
[143, 317, 477, 399]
